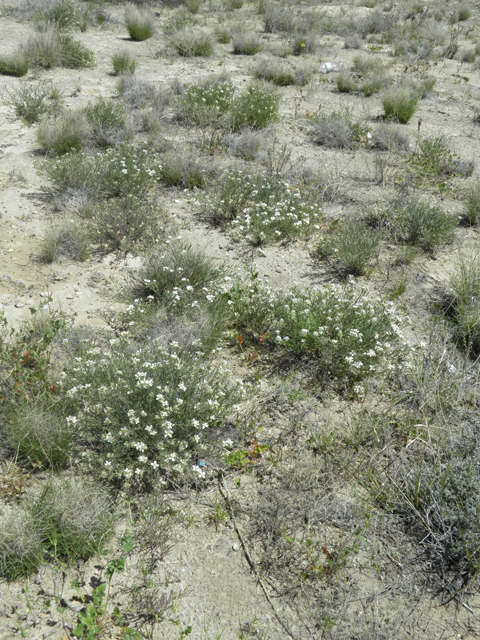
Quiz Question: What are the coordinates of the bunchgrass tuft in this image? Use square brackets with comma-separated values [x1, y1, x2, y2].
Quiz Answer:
[170, 27, 213, 56]
[37, 110, 91, 155]
[232, 30, 260, 55]
[3, 81, 63, 125]
[40, 218, 90, 262]
[382, 84, 418, 123]
[112, 50, 137, 74]
[464, 181, 480, 226]
[0, 51, 29, 76]
[393, 199, 457, 252]
[125, 5, 155, 41]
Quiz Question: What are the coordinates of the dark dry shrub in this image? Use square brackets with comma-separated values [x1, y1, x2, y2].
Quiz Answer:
[344, 34, 363, 49]
[84, 97, 126, 148]
[40, 218, 89, 262]
[112, 50, 137, 74]
[125, 4, 155, 41]
[229, 82, 279, 131]
[232, 30, 260, 55]
[464, 181, 480, 226]
[117, 73, 157, 108]
[225, 128, 262, 160]
[394, 198, 457, 251]
[371, 122, 409, 151]
[29, 476, 114, 563]
[263, 1, 293, 33]
[382, 84, 417, 123]
[313, 112, 357, 149]
[170, 27, 213, 56]
[37, 110, 90, 155]
[0, 51, 29, 76]
[3, 81, 63, 125]
[88, 196, 168, 252]
[317, 218, 381, 277]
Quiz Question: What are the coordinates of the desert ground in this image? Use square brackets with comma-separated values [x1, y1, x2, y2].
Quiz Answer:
[1, 0, 480, 638]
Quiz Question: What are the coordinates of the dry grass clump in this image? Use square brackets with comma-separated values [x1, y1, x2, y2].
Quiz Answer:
[4, 402, 73, 468]
[0, 507, 43, 581]
[0, 51, 29, 76]
[112, 50, 137, 74]
[37, 110, 91, 155]
[371, 122, 410, 151]
[40, 218, 89, 262]
[23, 24, 95, 69]
[170, 27, 214, 56]
[117, 73, 157, 108]
[84, 97, 127, 148]
[463, 180, 480, 226]
[382, 84, 418, 123]
[161, 147, 216, 189]
[254, 57, 312, 86]
[262, 1, 294, 34]
[125, 4, 155, 41]
[313, 111, 367, 149]
[232, 30, 261, 55]
[225, 128, 262, 161]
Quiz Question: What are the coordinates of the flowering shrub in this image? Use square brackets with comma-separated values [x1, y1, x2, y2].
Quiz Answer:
[61, 339, 248, 491]
[229, 83, 279, 131]
[201, 170, 321, 244]
[179, 81, 235, 125]
[44, 145, 161, 201]
[228, 278, 405, 388]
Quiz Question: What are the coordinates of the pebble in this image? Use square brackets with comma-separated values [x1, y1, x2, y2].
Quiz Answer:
[14, 302, 24, 308]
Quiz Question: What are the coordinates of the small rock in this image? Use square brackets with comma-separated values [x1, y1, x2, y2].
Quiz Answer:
[14, 302, 24, 308]
[66, 295, 74, 300]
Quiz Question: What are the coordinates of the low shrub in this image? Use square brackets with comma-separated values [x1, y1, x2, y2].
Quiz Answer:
[37, 0, 86, 30]
[215, 25, 231, 44]
[125, 5, 155, 41]
[0, 51, 29, 76]
[112, 50, 137, 74]
[254, 58, 311, 86]
[292, 33, 317, 55]
[263, 2, 293, 34]
[88, 196, 168, 253]
[371, 122, 409, 151]
[201, 169, 321, 244]
[229, 83, 279, 131]
[410, 135, 474, 179]
[336, 71, 357, 93]
[37, 110, 91, 155]
[3, 81, 63, 125]
[382, 84, 417, 123]
[170, 27, 213, 56]
[225, 129, 262, 160]
[318, 218, 382, 277]
[0, 508, 43, 580]
[161, 148, 214, 189]
[117, 74, 157, 108]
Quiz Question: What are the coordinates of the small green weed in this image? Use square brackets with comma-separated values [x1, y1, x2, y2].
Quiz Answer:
[3, 81, 63, 125]
[318, 218, 381, 277]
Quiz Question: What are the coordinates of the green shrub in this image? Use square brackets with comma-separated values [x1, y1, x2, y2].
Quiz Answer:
[382, 85, 417, 123]
[318, 218, 381, 276]
[457, 7, 471, 22]
[25, 27, 95, 69]
[201, 170, 321, 244]
[179, 78, 234, 125]
[112, 50, 137, 74]
[229, 83, 279, 131]
[232, 30, 260, 55]
[394, 199, 457, 251]
[60, 338, 247, 491]
[37, 110, 90, 155]
[409, 135, 474, 179]
[170, 27, 213, 56]
[3, 81, 63, 125]
[57, 32, 95, 67]
[0, 51, 29, 76]
[125, 5, 155, 41]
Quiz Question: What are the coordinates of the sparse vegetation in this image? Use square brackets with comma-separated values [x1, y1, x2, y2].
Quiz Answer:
[3, 81, 63, 124]
[382, 84, 418, 123]
[112, 50, 137, 74]
[125, 5, 155, 41]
